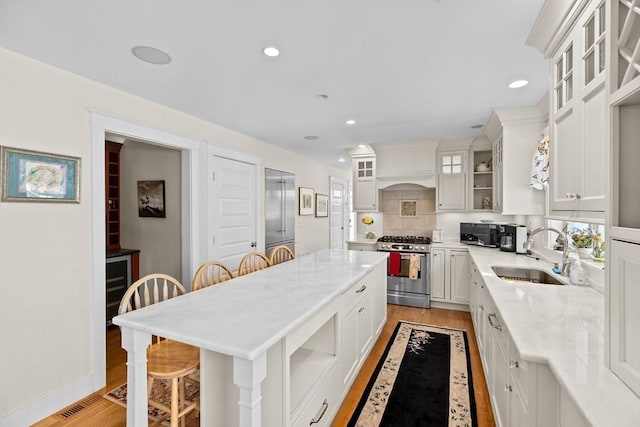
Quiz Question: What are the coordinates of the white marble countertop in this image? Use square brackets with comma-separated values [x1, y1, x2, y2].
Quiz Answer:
[113, 249, 387, 361]
[346, 239, 378, 245]
[430, 240, 470, 249]
[468, 247, 640, 427]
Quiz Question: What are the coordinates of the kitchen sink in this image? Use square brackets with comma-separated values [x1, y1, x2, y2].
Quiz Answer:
[491, 266, 565, 286]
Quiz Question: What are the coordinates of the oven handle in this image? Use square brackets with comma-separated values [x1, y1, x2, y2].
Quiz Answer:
[377, 250, 428, 257]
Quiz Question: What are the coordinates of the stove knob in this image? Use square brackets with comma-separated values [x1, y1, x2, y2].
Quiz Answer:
[408, 245, 413, 250]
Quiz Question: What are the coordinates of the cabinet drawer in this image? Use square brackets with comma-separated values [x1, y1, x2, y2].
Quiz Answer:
[292, 363, 340, 427]
[340, 278, 370, 316]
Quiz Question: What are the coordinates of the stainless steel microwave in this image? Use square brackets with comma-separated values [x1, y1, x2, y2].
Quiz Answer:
[460, 222, 501, 247]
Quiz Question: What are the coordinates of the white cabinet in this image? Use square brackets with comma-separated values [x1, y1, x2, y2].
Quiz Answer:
[339, 264, 385, 388]
[474, 265, 560, 427]
[547, 0, 607, 216]
[483, 107, 545, 215]
[430, 247, 469, 306]
[608, 0, 640, 399]
[352, 156, 377, 212]
[436, 151, 467, 211]
[609, 239, 640, 396]
[470, 148, 494, 211]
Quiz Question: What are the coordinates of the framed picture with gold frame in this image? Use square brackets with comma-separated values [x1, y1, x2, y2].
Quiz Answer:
[0, 146, 80, 203]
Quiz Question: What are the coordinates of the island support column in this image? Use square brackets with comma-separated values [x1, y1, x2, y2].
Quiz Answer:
[120, 327, 151, 426]
[233, 352, 267, 427]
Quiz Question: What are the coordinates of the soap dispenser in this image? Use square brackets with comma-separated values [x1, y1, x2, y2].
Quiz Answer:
[570, 258, 585, 285]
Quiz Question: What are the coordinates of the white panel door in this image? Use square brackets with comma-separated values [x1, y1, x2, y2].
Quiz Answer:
[330, 177, 348, 249]
[209, 155, 257, 269]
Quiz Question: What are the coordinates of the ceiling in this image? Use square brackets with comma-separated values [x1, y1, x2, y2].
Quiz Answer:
[0, 0, 548, 169]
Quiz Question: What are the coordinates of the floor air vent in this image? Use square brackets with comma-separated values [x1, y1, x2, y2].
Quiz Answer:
[56, 393, 103, 419]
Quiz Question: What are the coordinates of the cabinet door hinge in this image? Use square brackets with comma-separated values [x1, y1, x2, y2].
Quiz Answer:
[212, 172, 216, 181]
[212, 236, 216, 245]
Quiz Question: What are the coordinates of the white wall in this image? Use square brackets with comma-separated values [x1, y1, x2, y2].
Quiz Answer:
[120, 141, 182, 279]
[0, 47, 348, 423]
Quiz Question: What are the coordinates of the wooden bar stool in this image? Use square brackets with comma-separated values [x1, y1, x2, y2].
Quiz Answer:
[268, 245, 295, 265]
[118, 273, 199, 427]
[238, 252, 271, 276]
[192, 261, 235, 291]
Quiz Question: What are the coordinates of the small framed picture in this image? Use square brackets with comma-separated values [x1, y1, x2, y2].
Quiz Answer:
[138, 180, 166, 218]
[299, 187, 314, 215]
[315, 193, 328, 217]
[400, 200, 417, 217]
[0, 146, 80, 203]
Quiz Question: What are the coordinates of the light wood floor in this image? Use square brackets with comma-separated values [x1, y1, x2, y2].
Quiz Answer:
[331, 304, 496, 427]
[33, 305, 494, 426]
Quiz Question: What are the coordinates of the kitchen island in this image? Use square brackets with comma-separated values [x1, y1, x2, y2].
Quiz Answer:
[113, 249, 387, 427]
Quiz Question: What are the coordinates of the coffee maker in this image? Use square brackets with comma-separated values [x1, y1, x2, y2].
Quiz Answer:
[498, 224, 516, 252]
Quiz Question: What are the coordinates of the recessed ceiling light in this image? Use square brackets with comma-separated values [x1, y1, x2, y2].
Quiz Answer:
[263, 46, 280, 57]
[131, 46, 172, 65]
[346, 119, 356, 125]
[316, 94, 328, 100]
[304, 135, 319, 141]
[338, 158, 346, 163]
[471, 124, 484, 129]
[508, 79, 528, 89]
[357, 144, 366, 148]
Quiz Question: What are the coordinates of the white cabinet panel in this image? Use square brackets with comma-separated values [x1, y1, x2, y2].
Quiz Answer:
[437, 174, 466, 210]
[352, 157, 377, 212]
[430, 247, 469, 306]
[431, 248, 446, 300]
[548, 0, 607, 216]
[609, 239, 640, 396]
[450, 250, 470, 304]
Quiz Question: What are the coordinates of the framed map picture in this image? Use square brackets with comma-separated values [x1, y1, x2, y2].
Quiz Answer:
[0, 146, 80, 203]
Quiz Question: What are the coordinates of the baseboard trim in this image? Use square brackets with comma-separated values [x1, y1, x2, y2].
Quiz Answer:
[430, 300, 470, 312]
[0, 375, 94, 427]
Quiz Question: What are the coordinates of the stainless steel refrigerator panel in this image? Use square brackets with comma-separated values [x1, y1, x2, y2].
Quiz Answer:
[265, 168, 295, 250]
[282, 172, 295, 243]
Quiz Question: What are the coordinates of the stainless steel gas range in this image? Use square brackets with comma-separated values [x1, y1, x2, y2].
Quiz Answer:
[376, 235, 431, 308]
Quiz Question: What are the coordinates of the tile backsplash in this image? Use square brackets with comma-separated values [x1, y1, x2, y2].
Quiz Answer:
[381, 188, 436, 236]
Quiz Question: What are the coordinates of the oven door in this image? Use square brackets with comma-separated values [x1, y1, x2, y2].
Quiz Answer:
[383, 252, 429, 294]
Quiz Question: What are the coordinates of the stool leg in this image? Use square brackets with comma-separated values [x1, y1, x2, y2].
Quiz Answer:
[179, 377, 186, 427]
[170, 377, 179, 427]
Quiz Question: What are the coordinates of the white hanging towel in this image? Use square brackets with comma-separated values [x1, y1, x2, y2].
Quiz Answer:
[530, 135, 549, 190]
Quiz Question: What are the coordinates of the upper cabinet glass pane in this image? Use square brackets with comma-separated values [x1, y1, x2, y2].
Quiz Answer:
[585, 16, 595, 48]
[452, 165, 462, 174]
[598, 5, 605, 36]
[452, 155, 462, 165]
[556, 60, 563, 84]
[442, 155, 452, 166]
[566, 45, 573, 72]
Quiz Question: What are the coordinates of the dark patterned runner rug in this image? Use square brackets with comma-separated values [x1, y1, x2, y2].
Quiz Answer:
[348, 322, 477, 427]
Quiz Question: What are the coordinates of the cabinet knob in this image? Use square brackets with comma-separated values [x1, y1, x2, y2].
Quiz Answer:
[509, 360, 520, 369]
[504, 384, 512, 392]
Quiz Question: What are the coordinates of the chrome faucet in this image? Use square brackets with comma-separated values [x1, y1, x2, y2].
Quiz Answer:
[524, 226, 571, 277]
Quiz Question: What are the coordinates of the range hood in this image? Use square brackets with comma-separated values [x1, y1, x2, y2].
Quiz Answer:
[376, 175, 435, 189]
[371, 140, 439, 190]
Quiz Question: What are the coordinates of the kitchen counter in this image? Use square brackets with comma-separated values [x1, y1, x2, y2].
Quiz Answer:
[468, 247, 640, 427]
[346, 238, 378, 245]
[113, 249, 388, 426]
